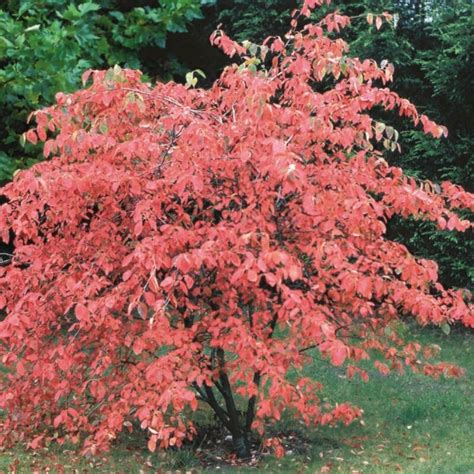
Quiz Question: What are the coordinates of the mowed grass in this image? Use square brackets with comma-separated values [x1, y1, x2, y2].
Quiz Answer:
[0, 325, 473, 473]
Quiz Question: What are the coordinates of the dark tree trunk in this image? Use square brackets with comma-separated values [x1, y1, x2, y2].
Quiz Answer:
[232, 433, 251, 459]
[194, 312, 278, 459]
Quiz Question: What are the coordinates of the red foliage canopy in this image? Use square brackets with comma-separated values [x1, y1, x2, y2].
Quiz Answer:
[0, 0, 472, 458]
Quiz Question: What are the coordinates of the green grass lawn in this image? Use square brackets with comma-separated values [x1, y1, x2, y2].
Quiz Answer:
[1, 326, 473, 473]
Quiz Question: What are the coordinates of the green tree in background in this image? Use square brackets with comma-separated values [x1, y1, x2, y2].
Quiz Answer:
[383, 0, 473, 290]
[0, 0, 211, 182]
[214, 0, 297, 42]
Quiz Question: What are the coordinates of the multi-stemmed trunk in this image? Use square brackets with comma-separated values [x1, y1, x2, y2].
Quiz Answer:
[193, 314, 276, 459]
[194, 351, 257, 459]
[215, 348, 254, 459]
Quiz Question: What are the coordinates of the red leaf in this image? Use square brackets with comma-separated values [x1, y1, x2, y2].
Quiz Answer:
[330, 341, 347, 367]
[28, 435, 44, 450]
[161, 276, 174, 291]
[75, 304, 89, 321]
[25, 130, 38, 145]
[247, 269, 258, 283]
[147, 435, 157, 452]
[288, 265, 300, 281]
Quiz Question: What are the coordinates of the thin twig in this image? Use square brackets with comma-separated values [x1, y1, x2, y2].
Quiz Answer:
[122, 88, 223, 124]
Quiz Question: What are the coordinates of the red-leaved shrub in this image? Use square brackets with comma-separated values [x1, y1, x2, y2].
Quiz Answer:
[0, 0, 472, 459]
